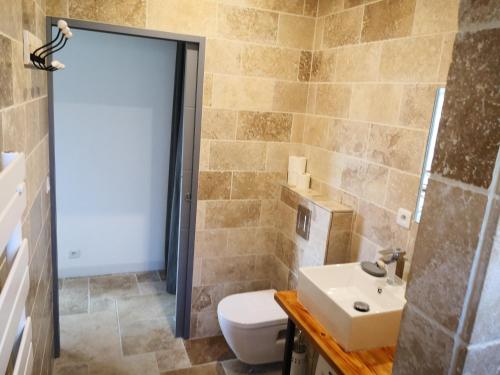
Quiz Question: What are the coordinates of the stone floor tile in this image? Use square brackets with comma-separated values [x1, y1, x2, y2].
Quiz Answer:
[184, 336, 235, 365]
[89, 274, 139, 300]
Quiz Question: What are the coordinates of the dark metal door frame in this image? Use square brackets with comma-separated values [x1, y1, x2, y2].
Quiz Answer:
[46, 17, 205, 356]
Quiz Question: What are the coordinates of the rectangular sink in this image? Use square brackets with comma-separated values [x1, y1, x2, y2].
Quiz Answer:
[297, 262, 406, 352]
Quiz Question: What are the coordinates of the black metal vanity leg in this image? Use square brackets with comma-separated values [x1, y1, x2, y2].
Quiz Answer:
[283, 318, 296, 375]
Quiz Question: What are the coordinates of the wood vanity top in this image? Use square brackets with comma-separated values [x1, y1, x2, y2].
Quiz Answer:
[274, 291, 395, 375]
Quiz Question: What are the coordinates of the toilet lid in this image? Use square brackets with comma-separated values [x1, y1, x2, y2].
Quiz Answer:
[217, 289, 288, 329]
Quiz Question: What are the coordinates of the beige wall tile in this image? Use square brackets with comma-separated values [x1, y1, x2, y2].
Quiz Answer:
[354, 200, 409, 248]
[209, 140, 267, 171]
[350, 84, 402, 124]
[314, 16, 325, 49]
[335, 43, 381, 82]
[315, 84, 352, 117]
[323, 7, 363, 48]
[241, 45, 300, 80]
[194, 230, 228, 258]
[0, 36, 13, 109]
[291, 114, 305, 143]
[227, 227, 276, 255]
[277, 15, 315, 49]
[205, 200, 261, 229]
[306, 83, 318, 114]
[2, 105, 27, 153]
[0, 0, 22, 41]
[304, 0, 319, 16]
[212, 74, 275, 111]
[318, 0, 343, 17]
[265, 143, 307, 172]
[272, 82, 308, 112]
[12, 41, 31, 105]
[399, 84, 440, 129]
[340, 159, 389, 205]
[303, 115, 329, 148]
[393, 304, 455, 375]
[198, 171, 232, 200]
[379, 36, 443, 82]
[203, 73, 213, 107]
[298, 51, 312, 82]
[367, 124, 426, 174]
[412, 0, 459, 35]
[311, 50, 336, 82]
[308, 147, 343, 186]
[384, 170, 420, 212]
[236, 111, 293, 142]
[220, 0, 304, 14]
[201, 108, 237, 140]
[438, 33, 456, 82]
[97, 0, 146, 27]
[405, 178, 488, 332]
[201, 255, 256, 284]
[231, 172, 281, 199]
[47, 0, 69, 17]
[205, 38, 241, 75]
[147, 0, 216, 36]
[69, 0, 97, 20]
[217, 4, 278, 43]
[361, 0, 416, 42]
[327, 119, 369, 157]
[350, 233, 378, 261]
[199, 140, 210, 171]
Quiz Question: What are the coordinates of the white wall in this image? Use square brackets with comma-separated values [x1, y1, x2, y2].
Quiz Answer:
[53, 28, 177, 277]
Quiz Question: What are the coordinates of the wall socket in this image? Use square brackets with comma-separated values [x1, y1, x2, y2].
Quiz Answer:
[69, 250, 81, 259]
[396, 208, 412, 229]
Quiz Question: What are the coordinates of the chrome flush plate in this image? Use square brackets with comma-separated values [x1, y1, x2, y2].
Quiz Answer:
[296, 204, 311, 240]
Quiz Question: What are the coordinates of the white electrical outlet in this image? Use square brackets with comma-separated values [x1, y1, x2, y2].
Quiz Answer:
[69, 250, 81, 259]
[396, 208, 412, 229]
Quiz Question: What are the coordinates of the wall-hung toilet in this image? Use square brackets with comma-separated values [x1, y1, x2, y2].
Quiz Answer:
[217, 289, 288, 364]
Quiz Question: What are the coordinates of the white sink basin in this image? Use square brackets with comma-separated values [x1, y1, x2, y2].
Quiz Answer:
[297, 262, 406, 352]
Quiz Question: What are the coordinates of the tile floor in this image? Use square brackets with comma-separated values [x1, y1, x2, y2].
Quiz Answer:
[53, 272, 281, 375]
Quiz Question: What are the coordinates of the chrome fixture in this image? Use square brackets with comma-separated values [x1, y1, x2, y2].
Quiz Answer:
[379, 248, 406, 285]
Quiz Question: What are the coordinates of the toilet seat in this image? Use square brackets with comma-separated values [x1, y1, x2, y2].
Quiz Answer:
[218, 289, 287, 329]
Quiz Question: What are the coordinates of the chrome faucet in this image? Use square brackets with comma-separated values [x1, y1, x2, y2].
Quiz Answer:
[378, 248, 406, 285]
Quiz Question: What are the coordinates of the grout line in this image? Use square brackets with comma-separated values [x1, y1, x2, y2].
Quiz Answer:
[448, 150, 500, 374]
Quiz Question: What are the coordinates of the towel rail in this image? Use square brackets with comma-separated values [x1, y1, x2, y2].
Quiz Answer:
[0, 152, 33, 375]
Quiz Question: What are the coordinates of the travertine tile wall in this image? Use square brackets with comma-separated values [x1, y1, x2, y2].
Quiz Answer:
[274, 185, 353, 289]
[0, 0, 53, 374]
[302, 0, 459, 267]
[46, 0, 318, 338]
[393, 0, 500, 373]
[44, 0, 464, 339]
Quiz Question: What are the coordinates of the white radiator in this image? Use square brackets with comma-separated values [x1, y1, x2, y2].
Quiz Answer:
[0, 152, 33, 375]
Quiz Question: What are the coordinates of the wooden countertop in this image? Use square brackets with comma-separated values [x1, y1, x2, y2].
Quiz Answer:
[274, 291, 395, 375]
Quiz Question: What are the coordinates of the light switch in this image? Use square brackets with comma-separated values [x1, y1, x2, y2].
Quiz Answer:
[396, 208, 412, 229]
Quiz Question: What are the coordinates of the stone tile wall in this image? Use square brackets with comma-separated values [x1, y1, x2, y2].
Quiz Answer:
[0, 0, 53, 374]
[393, 0, 500, 373]
[44, 3, 497, 362]
[46, 0, 318, 338]
[274, 185, 353, 289]
[303, 0, 459, 268]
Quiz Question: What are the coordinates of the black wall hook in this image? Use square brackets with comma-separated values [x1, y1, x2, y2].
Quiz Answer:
[30, 19, 72, 72]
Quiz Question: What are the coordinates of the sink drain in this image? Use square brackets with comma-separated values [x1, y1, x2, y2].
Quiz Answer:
[354, 301, 370, 312]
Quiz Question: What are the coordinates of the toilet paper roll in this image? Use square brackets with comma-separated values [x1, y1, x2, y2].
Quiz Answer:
[287, 170, 298, 186]
[288, 156, 307, 174]
[297, 173, 311, 190]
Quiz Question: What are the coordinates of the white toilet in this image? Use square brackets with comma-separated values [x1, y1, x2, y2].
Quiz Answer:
[217, 289, 288, 364]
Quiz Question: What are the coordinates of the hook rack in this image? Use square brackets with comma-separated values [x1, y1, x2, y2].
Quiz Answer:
[28, 20, 73, 72]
